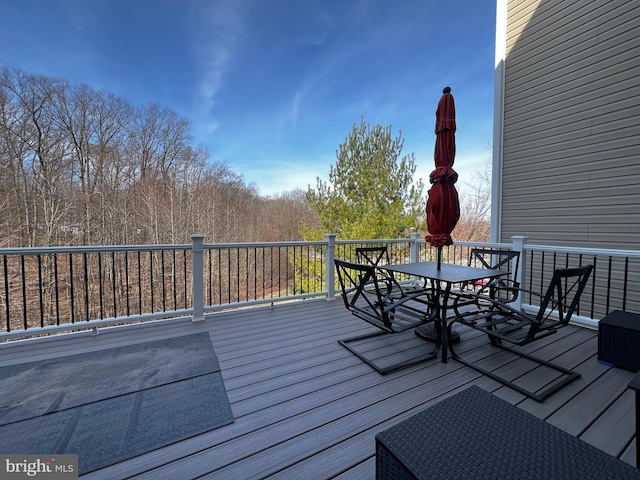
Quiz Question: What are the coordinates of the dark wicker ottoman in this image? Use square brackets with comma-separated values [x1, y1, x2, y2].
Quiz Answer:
[375, 385, 640, 480]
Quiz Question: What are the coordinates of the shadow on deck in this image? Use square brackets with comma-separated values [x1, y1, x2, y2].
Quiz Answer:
[0, 298, 636, 479]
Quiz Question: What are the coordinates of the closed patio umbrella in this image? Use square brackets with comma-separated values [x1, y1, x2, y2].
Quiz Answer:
[425, 86, 460, 269]
[417, 87, 461, 344]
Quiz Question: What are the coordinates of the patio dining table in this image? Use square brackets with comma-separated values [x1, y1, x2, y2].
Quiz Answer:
[382, 262, 506, 363]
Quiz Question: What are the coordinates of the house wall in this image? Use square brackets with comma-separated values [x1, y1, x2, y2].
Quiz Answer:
[496, 0, 640, 250]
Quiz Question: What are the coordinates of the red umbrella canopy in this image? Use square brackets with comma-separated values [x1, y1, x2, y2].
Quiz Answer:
[425, 87, 460, 249]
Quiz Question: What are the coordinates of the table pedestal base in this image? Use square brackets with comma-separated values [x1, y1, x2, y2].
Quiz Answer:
[415, 324, 460, 344]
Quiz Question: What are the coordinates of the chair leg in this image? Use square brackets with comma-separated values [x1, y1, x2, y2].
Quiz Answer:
[448, 333, 581, 402]
[339, 331, 440, 375]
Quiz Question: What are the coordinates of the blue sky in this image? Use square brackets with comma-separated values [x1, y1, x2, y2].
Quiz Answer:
[1, 0, 496, 197]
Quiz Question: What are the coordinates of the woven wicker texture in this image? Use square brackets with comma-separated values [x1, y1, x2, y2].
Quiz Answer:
[598, 310, 640, 372]
[376, 385, 640, 480]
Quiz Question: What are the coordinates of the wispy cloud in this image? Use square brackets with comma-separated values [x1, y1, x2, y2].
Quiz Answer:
[288, 88, 304, 130]
[285, 76, 317, 134]
[189, 0, 246, 133]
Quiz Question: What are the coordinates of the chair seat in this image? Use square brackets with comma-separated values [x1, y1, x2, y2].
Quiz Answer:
[454, 306, 561, 345]
[352, 288, 437, 332]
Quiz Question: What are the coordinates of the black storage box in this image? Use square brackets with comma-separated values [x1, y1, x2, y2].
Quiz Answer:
[598, 310, 640, 372]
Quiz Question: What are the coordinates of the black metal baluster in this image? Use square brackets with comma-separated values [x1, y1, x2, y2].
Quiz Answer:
[286, 247, 290, 296]
[223, 249, 227, 303]
[149, 250, 155, 313]
[605, 256, 612, 314]
[217, 249, 221, 303]
[83, 252, 89, 322]
[125, 252, 131, 316]
[270, 247, 274, 299]
[590, 257, 597, 318]
[112, 251, 117, 318]
[320, 245, 327, 290]
[21, 255, 27, 329]
[98, 252, 104, 319]
[137, 250, 142, 315]
[311, 245, 316, 292]
[3, 256, 10, 332]
[528, 251, 534, 305]
[562, 253, 569, 305]
[172, 249, 177, 311]
[622, 257, 629, 311]
[161, 250, 166, 312]
[577, 254, 584, 316]
[244, 248, 249, 302]
[237, 248, 240, 302]
[69, 254, 75, 324]
[539, 251, 546, 303]
[302, 245, 306, 294]
[292, 245, 296, 295]
[54, 254, 60, 325]
[252, 247, 256, 301]
[208, 249, 213, 306]
[38, 254, 44, 327]
[300, 245, 315, 291]
[278, 247, 282, 297]
[261, 247, 266, 299]
[183, 249, 188, 309]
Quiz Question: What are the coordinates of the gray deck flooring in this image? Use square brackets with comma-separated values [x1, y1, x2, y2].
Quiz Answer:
[0, 298, 636, 479]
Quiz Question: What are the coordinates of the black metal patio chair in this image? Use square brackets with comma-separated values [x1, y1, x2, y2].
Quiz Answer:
[335, 258, 439, 374]
[462, 247, 521, 302]
[448, 264, 593, 402]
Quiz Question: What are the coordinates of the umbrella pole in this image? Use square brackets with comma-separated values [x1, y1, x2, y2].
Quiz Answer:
[437, 246, 442, 270]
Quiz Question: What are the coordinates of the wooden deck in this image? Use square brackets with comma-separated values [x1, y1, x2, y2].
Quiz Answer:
[1, 298, 637, 479]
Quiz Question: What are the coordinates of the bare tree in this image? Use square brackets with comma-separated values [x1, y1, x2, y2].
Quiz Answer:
[0, 69, 73, 246]
[260, 190, 319, 241]
[0, 68, 320, 250]
[453, 157, 491, 242]
[53, 84, 133, 244]
[0, 74, 32, 246]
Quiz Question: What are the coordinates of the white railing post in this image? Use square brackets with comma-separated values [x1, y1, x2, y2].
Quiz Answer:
[191, 234, 205, 322]
[325, 233, 336, 301]
[410, 232, 421, 263]
[511, 235, 527, 311]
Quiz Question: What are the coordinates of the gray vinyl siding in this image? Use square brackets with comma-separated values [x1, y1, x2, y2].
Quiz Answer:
[500, 0, 640, 250]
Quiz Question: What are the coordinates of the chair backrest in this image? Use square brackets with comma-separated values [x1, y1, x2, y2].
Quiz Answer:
[355, 246, 399, 290]
[534, 264, 593, 330]
[334, 258, 393, 330]
[468, 248, 521, 302]
[469, 248, 520, 277]
[356, 246, 390, 266]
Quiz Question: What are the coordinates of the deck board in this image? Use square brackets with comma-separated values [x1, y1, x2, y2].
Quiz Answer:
[0, 297, 636, 479]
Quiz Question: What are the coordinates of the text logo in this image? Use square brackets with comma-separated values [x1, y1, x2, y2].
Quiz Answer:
[1, 455, 78, 480]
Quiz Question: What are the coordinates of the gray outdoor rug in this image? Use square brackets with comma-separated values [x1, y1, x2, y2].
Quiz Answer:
[0, 333, 234, 474]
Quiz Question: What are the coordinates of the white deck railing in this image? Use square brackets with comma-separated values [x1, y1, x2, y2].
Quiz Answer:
[1, 234, 638, 340]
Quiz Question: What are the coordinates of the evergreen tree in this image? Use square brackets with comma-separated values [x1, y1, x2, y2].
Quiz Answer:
[305, 117, 425, 240]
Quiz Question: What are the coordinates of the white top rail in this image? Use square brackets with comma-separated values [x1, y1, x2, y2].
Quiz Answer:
[525, 244, 640, 259]
[0, 244, 191, 255]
